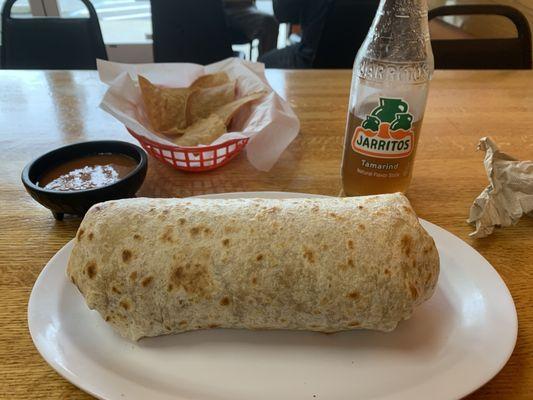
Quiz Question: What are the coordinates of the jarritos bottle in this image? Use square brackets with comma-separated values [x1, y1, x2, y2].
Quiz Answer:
[341, 0, 433, 196]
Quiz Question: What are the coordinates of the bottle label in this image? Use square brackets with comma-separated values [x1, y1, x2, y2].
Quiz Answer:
[351, 97, 414, 159]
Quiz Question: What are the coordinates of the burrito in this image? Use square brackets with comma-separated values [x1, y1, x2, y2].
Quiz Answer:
[67, 193, 439, 341]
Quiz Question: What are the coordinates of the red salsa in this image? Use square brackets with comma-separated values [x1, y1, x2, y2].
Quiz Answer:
[38, 154, 137, 191]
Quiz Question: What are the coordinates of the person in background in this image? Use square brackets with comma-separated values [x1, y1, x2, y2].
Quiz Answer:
[224, 0, 279, 57]
[259, 0, 334, 68]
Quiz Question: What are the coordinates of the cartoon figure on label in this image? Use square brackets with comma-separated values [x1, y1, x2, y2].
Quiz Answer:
[352, 98, 415, 158]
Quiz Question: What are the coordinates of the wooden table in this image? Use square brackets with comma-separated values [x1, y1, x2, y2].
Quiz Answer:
[0, 69, 531, 399]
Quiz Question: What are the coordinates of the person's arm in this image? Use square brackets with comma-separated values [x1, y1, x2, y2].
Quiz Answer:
[273, 0, 305, 23]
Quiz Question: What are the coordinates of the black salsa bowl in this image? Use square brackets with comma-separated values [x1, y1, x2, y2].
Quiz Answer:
[21, 140, 148, 220]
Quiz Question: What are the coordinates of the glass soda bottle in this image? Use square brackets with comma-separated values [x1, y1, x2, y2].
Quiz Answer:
[341, 0, 434, 196]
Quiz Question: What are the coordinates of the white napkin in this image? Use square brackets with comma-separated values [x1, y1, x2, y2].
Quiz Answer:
[96, 58, 300, 171]
[467, 137, 533, 238]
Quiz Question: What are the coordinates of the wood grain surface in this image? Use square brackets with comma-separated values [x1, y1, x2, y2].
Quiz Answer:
[0, 69, 532, 399]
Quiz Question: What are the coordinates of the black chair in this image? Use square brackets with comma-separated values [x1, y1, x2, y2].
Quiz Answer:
[228, 28, 253, 60]
[1, 0, 107, 69]
[312, 0, 379, 69]
[226, 0, 256, 60]
[151, 0, 234, 64]
[429, 5, 532, 69]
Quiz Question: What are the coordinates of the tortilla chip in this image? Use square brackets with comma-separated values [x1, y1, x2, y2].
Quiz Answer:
[160, 126, 185, 136]
[190, 72, 231, 89]
[173, 114, 227, 147]
[138, 75, 190, 133]
[187, 81, 236, 125]
[215, 91, 267, 125]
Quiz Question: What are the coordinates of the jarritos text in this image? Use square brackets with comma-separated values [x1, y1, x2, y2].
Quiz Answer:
[352, 98, 415, 159]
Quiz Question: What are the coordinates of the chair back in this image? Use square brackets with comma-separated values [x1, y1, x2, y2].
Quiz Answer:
[151, 0, 234, 64]
[1, 0, 107, 69]
[429, 5, 532, 69]
[313, 0, 379, 69]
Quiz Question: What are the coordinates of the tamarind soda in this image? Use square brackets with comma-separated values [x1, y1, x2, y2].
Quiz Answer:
[342, 0, 434, 196]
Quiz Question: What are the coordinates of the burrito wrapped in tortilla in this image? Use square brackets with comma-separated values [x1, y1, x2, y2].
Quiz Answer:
[68, 194, 439, 341]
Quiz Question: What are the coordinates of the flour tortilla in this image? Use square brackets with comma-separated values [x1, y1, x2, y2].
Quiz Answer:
[67, 193, 439, 341]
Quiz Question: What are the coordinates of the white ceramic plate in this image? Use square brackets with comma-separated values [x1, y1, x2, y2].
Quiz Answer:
[28, 192, 517, 400]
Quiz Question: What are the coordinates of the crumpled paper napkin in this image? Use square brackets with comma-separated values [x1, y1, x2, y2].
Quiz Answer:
[467, 137, 533, 238]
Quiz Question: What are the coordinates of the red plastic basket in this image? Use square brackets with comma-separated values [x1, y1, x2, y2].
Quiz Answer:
[127, 128, 249, 172]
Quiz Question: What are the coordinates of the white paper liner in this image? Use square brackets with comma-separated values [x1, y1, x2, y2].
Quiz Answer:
[97, 58, 300, 171]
